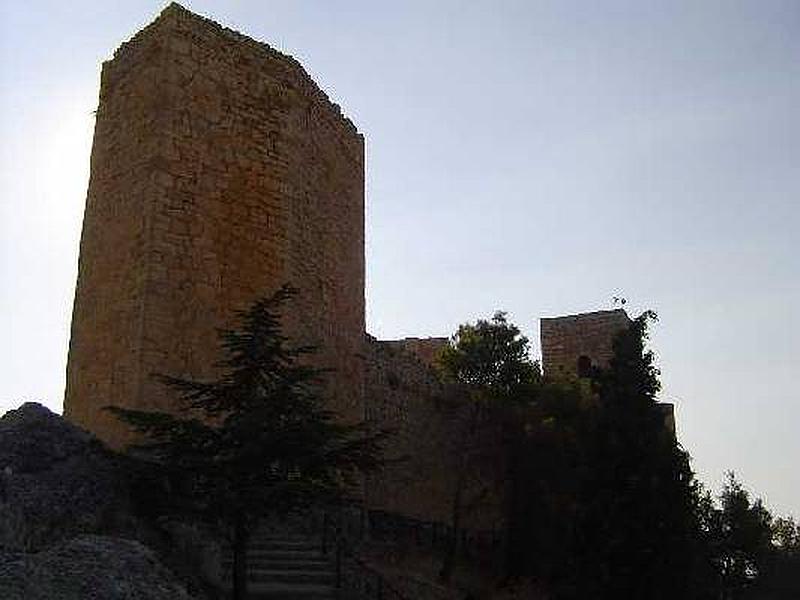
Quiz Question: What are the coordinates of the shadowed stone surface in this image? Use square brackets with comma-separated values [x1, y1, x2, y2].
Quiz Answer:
[0, 535, 195, 600]
[364, 339, 507, 532]
[0, 403, 127, 551]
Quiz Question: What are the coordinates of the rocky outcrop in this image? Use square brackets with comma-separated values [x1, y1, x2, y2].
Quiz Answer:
[0, 402, 129, 551]
[0, 403, 208, 598]
[0, 535, 194, 599]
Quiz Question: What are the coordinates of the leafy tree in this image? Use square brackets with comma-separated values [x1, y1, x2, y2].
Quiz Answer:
[437, 311, 540, 399]
[571, 311, 700, 598]
[505, 311, 705, 598]
[757, 515, 800, 599]
[771, 516, 800, 554]
[689, 475, 800, 599]
[435, 311, 540, 581]
[711, 472, 773, 597]
[503, 376, 597, 582]
[108, 286, 384, 600]
[471, 310, 797, 599]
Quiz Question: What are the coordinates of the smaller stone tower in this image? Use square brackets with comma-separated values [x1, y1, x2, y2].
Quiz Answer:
[540, 309, 676, 435]
[540, 309, 630, 378]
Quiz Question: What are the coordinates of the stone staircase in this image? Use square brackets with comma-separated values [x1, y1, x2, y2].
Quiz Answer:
[224, 529, 337, 599]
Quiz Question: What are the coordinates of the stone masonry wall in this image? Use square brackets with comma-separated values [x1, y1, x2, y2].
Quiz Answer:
[364, 338, 507, 533]
[64, 14, 174, 446]
[540, 309, 630, 378]
[65, 4, 365, 447]
[380, 337, 449, 368]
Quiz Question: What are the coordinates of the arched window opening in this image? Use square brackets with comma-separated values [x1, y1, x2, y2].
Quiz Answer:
[577, 355, 592, 378]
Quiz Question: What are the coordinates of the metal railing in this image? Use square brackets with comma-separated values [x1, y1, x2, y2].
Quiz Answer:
[321, 508, 410, 600]
[318, 500, 506, 597]
[366, 508, 504, 564]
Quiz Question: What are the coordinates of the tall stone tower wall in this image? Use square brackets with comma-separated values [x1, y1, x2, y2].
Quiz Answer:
[65, 4, 365, 447]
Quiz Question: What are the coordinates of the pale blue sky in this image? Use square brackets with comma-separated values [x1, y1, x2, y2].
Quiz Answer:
[1, 1, 798, 516]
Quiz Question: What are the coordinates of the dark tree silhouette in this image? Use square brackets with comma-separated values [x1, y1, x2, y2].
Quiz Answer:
[575, 311, 700, 598]
[108, 285, 384, 600]
[506, 311, 704, 598]
[435, 311, 540, 581]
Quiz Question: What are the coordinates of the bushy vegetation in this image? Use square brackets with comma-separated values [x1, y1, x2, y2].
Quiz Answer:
[437, 310, 799, 599]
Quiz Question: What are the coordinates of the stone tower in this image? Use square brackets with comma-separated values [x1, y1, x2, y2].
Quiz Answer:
[540, 309, 630, 378]
[65, 4, 365, 448]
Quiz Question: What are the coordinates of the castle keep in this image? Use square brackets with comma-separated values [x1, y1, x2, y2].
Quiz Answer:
[65, 4, 364, 447]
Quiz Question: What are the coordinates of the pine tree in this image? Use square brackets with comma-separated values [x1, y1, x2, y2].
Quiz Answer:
[576, 310, 699, 598]
[108, 285, 384, 600]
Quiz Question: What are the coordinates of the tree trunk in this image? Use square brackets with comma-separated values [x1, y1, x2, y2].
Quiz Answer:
[503, 434, 519, 577]
[440, 402, 482, 583]
[440, 474, 465, 582]
[232, 514, 250, 600]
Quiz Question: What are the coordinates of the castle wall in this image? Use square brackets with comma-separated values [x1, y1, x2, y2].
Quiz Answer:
[364, 339, 507, 532]
[540, 309, 630, 378]
[65, 5, 365, 447]
[380, 337, 449, 368]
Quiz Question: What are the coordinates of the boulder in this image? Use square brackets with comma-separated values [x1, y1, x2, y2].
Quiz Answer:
[0, 403, 128, 550]
[0, 535, 195, 599]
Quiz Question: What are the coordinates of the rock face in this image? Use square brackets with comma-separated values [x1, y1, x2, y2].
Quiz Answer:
[0, 402, 127, 551]
[0, 535, 194, 600]
[0, 404, 202, 598]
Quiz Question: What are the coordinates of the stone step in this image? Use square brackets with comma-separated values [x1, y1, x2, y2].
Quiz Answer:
[224, 541, 322, 552]
[223, 570, 335, 586]
[221, 532, 337, 598]
[253, 539, 322, 549]
[243, 550, 328, 561]
[224, 582, 336, 600]
[247, 541, 321, 552]
[236, 537, 314, 544]
[259, 559, 333, 571]
[248, 569, 335, 585]
[247, 536, 318, 541]
[249, 535, 322, 544]
[223, 554, 328, 568]
[224, 558, 332, 570]
[244, 549, 325, 559]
